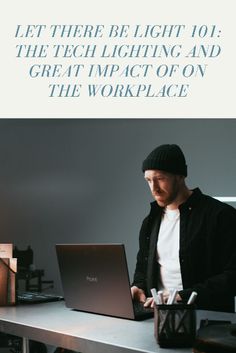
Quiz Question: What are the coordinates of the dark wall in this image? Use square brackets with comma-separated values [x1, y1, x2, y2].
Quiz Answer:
[0, 119, 235, 293]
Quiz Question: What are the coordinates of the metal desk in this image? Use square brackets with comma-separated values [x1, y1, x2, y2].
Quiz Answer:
[0, 301, 235, 353]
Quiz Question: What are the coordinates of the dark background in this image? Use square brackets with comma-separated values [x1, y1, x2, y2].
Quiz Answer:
[0, 118, 235, 294]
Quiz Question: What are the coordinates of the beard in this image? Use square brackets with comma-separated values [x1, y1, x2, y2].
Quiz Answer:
[153, 185, 179, 208]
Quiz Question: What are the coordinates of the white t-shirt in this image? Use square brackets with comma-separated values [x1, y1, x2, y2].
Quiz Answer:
[157, 208, 183, 291]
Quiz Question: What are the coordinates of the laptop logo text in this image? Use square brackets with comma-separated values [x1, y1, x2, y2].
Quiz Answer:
[86, 275, 98, 283]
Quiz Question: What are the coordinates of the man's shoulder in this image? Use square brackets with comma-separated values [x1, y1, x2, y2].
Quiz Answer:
[195, 188, 236, 215]
[140, 201, 162, 226]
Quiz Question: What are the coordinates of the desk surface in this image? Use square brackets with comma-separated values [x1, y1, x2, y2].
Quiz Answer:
[0, 301, 235, 353]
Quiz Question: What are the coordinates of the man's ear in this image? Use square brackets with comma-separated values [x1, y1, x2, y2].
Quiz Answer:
[177, 175, 185, 183]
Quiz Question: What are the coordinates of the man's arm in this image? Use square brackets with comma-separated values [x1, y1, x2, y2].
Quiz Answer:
[180, 205, 236, 312]
[132, 216, 151, 293]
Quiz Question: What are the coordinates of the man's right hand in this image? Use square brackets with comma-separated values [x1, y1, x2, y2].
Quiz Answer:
[130, 286, 146, 303]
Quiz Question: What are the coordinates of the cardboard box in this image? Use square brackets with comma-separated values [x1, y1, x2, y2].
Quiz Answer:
[0, 244, 13, 258]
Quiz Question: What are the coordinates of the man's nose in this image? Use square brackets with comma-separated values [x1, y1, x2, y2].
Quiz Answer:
[151, 180, 160, 192]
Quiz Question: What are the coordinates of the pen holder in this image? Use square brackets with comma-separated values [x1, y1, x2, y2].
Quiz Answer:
[154, 303, 196, 348]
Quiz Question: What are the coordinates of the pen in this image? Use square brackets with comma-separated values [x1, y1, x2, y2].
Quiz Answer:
[157, 290, 164, 304]
[187, 291, 197, 305]
[151, 288, 159, 304]
[167, 289, 178, 305]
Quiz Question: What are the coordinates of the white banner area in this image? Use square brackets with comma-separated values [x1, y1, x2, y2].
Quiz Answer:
[0, 0, 235, 118]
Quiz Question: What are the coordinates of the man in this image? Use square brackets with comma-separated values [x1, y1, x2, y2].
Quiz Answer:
[131, 144, 236, 312]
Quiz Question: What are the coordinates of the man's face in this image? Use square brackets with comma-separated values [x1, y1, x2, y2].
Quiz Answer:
[144, 169, 183, 208]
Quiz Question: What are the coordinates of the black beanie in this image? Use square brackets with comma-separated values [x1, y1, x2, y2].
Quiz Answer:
[142, 144, 187, 177]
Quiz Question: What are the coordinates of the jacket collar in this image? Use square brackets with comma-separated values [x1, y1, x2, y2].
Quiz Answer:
[179, 187, 203, 211]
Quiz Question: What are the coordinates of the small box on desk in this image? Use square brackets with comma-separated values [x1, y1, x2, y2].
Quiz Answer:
[154, 303, 196, 348]
[0, 243, 13, 258]
[0, 244, 17, 306]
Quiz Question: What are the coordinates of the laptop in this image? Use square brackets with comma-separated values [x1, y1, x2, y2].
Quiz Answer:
[55, 243, 153, 320]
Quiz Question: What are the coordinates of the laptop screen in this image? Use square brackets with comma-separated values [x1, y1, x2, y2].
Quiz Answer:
[56, 243, 136, 319]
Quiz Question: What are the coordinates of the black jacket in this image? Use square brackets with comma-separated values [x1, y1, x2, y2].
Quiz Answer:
[132, 188, 236, 312]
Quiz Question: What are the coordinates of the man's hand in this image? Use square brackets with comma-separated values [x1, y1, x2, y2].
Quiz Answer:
[131, 286, 146, 303]
[143, 297, 155, 308]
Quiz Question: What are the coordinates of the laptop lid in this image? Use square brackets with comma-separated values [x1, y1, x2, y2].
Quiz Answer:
[56, 243, 137, 320]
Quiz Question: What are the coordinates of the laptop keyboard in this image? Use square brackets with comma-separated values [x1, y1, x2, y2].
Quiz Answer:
[17, 291, 64, 304]
[133, 301, 154, 319]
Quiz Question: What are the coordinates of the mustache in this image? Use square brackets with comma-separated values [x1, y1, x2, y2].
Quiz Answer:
[152, 190, 163, 195]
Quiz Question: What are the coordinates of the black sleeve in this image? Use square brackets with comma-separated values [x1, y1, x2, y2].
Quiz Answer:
[179, 206, 236, 312]
[132, 216, 150, 293]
